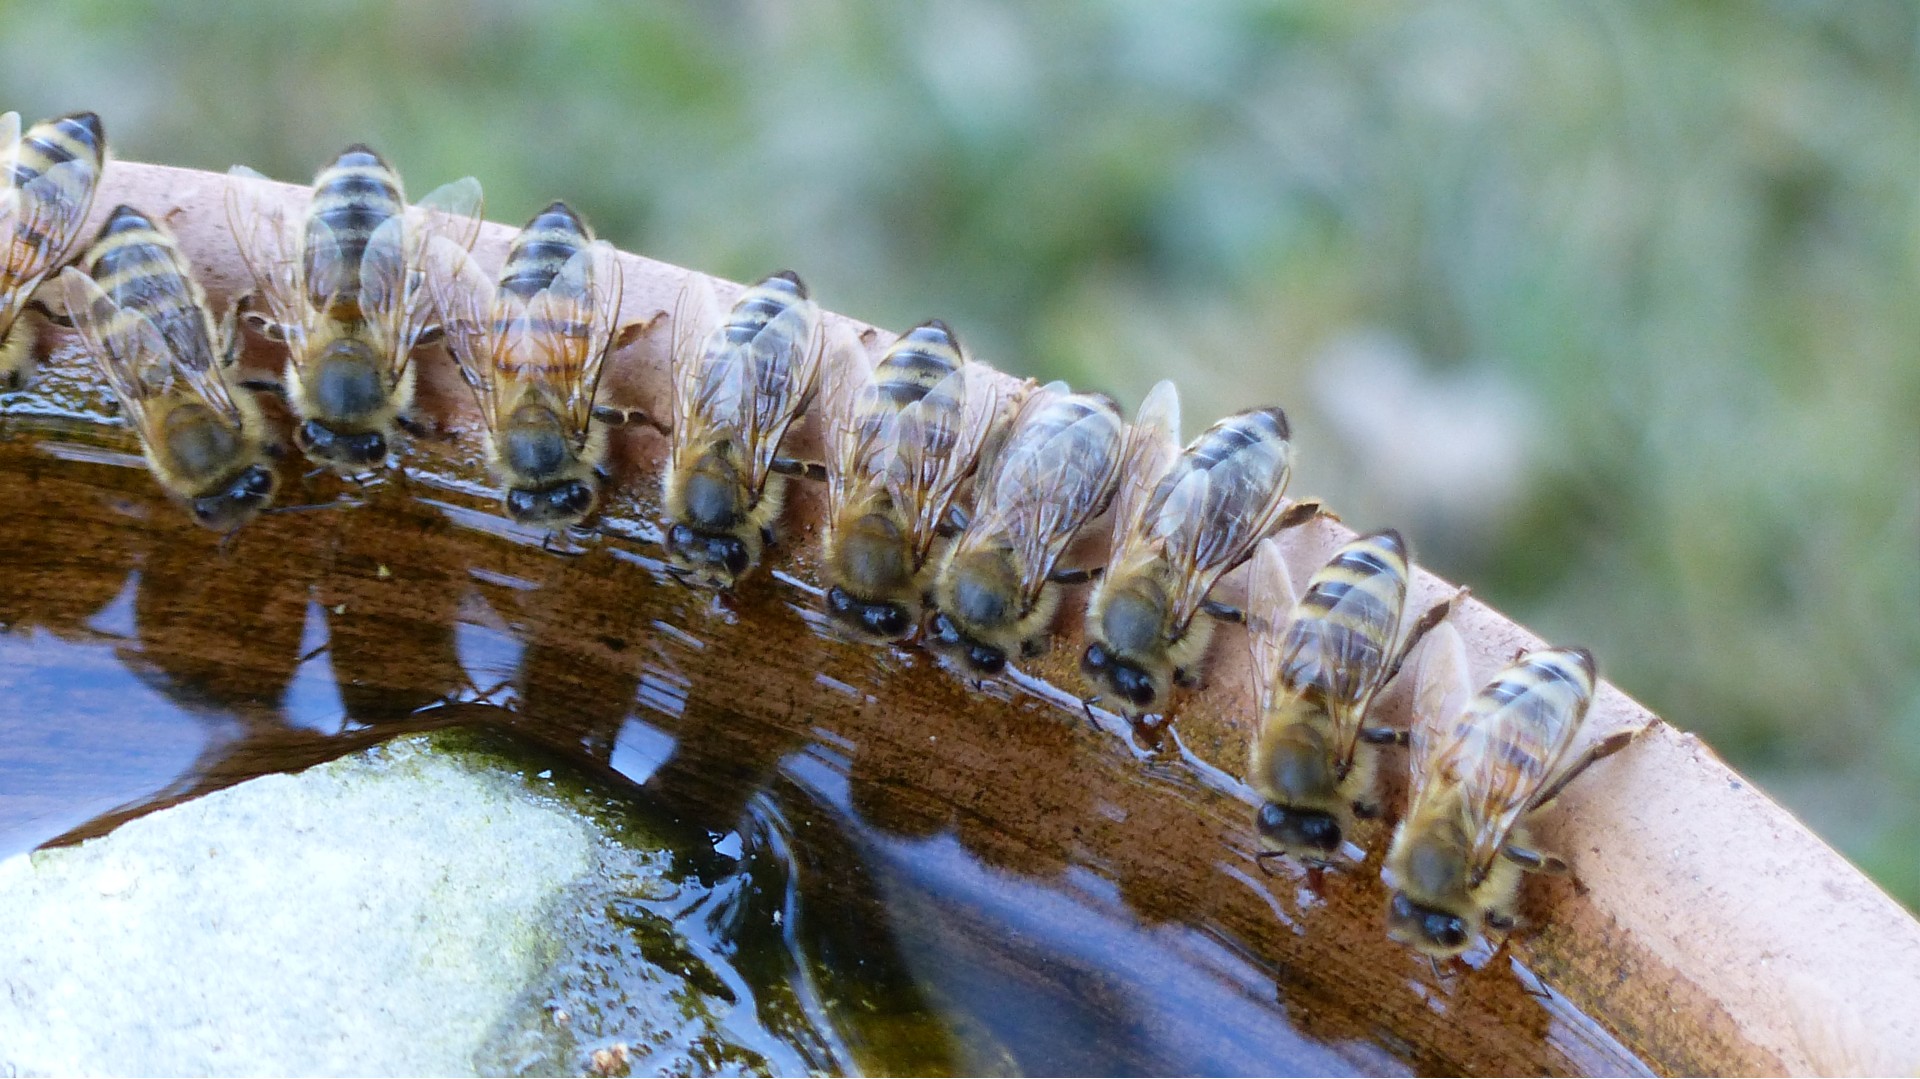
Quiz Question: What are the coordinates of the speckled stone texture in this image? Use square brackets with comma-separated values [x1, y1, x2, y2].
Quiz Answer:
[0, 736, 597, 1077]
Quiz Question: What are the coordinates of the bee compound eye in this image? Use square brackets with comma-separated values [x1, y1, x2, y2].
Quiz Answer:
[667, 523, 697, 555]
[1428, 912, 1469, 950]
[240, 467, 275, 497]
[1111, 661, 1155, 707]
[929, 612, 961, 646]
[827, 586, 855, 615]
[716, 537, 749, 577]
[1082, 642, 1109, 672]
[505, 488, 540, 521]
[865, 604, 910, 639]
[967, 644, 1006, 674]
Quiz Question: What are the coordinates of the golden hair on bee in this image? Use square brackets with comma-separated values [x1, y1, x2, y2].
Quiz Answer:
[1244, 529, 1457, 866]
[821, 318, 1002, 643]
[59, 205, 278, 530]
[925, 380, 1123, 674]
[1081, 385, 1321, 720]
[426, 200, 631, 530]
[0, 110, 105, 391]
[1383, 623, 1635, 959]
[662, 270, 825, 589]
[226, 144, 483, 471]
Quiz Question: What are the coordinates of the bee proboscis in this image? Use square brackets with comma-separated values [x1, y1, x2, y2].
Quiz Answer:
[821, 318, 1001, 642]
[1245, 529, 1456, 865]
[226, 144, 483, 470]
[662, 270, 825, 588]
[1081, 385, 1321, 720]
[1383, 622, 1635, 959]
[60, 205, 278, 529]
[1, 110, 105, 390]
[427, 200, 637, 531]
[925, 380, 1124, 674]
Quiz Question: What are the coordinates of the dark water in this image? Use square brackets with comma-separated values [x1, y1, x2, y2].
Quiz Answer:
[0, 348, 1653, 1077]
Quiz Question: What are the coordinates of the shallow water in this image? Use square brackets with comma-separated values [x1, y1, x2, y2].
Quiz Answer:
[0, 345, 1654, 1076]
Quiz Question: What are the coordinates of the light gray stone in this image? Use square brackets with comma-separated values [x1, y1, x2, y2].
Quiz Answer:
[0, 735, 655, 1077]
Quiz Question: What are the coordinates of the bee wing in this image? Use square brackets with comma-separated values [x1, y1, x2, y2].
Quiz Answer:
[1108, 380, 1182, 560]
[0, 112, 19, 186]
[965, 389, 1126, 607]
[1429, 642, 1594, 880]
[396, 177, 485, 361]
[1277, 548, 1407, 765]
[224, 165, 306, 344]
[822, 322, 884, 514]
[61, 267, 188, 442]
[669, 273, 746, 474]
[1246, 536, 1301, 718]
[741, 290, 823, 495]
[421, 233, 502, 427]
[888, 360, 1001, 566]
[8, 158, 100, 292]
[1159, 426, 1296, 634]
[564, 240, 625, 441]
[1409, 621, 1474, 790]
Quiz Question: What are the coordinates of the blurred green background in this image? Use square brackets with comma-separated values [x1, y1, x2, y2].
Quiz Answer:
[3, 0, 1915, 905]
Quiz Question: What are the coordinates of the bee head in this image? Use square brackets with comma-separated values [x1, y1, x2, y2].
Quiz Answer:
[295, 419, 386, 468]
[825, 585, 914, 642]
[1387, 891, 1473, 958]
[501, 405, 573, 481]
[1080, 640, 1164, 713]
[925, 610, 1008, 675]
[505, 478, 598, 528]
[1256, 802, 1343, 859]
[665, 522, 754, 589]
[309, 339, 388, 421]
[189, 464, 277, 531]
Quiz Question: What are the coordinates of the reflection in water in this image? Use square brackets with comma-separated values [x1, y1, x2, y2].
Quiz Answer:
[0, 399, 1656, 1075]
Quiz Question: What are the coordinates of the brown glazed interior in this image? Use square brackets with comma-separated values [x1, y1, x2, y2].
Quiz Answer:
[6, 160, 1918, 1076]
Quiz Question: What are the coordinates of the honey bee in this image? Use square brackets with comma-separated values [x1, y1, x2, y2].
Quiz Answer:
[426, 200, 635, 529]
[821, 319, 1000, 642]
[59, 205, 277, 529]
[662, 270, 825, 588]
[924, 381, 1124, 674]
[226, 144, 483, 470]
[0, 110, 105, 390]
[1244, 530, 1456, 865]
[1384, 622, 1635, 959]
[1081, 385, 1321, 719]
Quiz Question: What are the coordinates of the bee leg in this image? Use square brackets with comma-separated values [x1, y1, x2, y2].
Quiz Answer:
[943, 505, 971, 535]
[1351, 799, 1383, 820]
[1500, 843, 1569, 876]
[395, 413, 432, 440]
[25, 297, 72, 330]
[238, 377, 289, 401]
[592, 404, 672, 436]
[1528, 728, 1638, 811]
[233, 294, 288, 343]
[1172, 666, 1201, 688]
[1276, 498, 1333, 530]
[768, 457, 828, 482]
[1358, 726, 1410, 747]
[1047, 565, 1102, 586]
[1253, 850, 1288, 877]
[1199, 599, 1244, 624]
[1079, 695, 1105, 729]
[1383, 588, 1469, 686]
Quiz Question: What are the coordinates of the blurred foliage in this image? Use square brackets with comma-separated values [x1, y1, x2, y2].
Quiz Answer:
[1, 0, 1915, 904]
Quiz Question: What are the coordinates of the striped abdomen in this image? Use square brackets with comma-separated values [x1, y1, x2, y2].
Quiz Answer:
[494, 200, 591, 382]
[1279, 529, 1411, 702]
[303, 145, 404, 314]
[1141, 406, 1293, 554]
[869, 319, 962, 413]
[81, 206, 218, 385]
[2, 111, 104, 294]
[1451, 648, 1596, 778]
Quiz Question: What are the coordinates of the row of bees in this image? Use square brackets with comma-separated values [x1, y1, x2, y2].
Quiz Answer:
[0, 111, 1634, 964]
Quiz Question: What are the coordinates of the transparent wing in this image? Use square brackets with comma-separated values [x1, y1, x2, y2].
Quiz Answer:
[564, 241, 624, 440]
[223, 165, 307, 345]
[402, 176, 485, 353]
[1408, 621, 1474, 796]
[1108, 379, 1181, 562]
[1245, 536, 1301, 719]
[354, 212, 410, 374]
[1453, 649, 1593, 879]
[421, 233, 502, 426]
[0, 112, 19, 190]
[8, 158, 100, 290]
[411, 176, 485, 254]
[1159, 419, 1296, 634]
[669, 273, 746, 476]
[61, 267, 180, 443]
[888, 361, 1001, 566]
[960, 389, 1125, 607]
[741, 291, 823, 494]
[822, 323, 888, 515]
